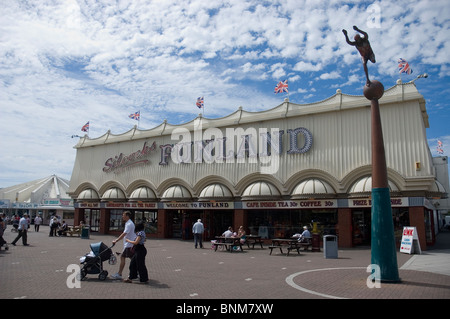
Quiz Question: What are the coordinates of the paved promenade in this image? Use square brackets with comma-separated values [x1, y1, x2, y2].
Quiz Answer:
[1, 226, 449, 301]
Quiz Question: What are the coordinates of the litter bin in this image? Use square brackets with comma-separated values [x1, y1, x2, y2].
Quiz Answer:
[323, 235, 338, 259]
[81, 225, 90, 239]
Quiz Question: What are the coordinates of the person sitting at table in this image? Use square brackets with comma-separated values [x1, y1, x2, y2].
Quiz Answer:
[298, 226, 311, 242]
[237, 226, 246, 244]
[222, 226, 233, 238]
[57, 220, 68, 236]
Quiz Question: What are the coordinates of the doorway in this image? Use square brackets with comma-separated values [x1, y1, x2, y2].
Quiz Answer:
[352, 209, 371, 245]
[84, 209, 100, 232]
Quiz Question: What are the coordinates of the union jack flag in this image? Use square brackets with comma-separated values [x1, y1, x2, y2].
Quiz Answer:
[398, 58, 413, 75]
[437, 140, 444, 154]
[274, 80, 288, 94]
[129, 111, 140, 120]
[196, 96, 204, 109]
[81, 121, 89, 132]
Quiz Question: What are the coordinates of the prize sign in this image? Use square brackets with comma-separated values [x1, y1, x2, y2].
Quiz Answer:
[400, 226, 421, 254]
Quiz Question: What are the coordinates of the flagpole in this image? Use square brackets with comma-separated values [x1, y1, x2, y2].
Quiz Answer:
[196, 97, 204, 116]
[81, 121, 90, 138]
[138, 110, 140, 129]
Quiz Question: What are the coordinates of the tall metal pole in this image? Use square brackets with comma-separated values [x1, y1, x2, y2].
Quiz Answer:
[343, 25, 401, 283]
[364, 82, 401, 282]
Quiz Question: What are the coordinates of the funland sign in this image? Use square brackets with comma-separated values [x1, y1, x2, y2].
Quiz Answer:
[102, 124, 313, 175]
[103, 141, 157, 174]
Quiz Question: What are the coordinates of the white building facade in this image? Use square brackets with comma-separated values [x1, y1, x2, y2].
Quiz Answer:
[67, 82, 448, 249]
[1, 175, 74, 225]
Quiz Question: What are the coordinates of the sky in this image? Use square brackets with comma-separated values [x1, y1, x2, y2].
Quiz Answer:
[0, 0, 449, 188]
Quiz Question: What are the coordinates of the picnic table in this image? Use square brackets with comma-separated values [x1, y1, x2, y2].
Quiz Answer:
[268, 238, 301, 256]
[297, 237, 313, 251]
[245, 235, 264, 249]
[65, 226, 82, 237]
[213, 236, 244, 252]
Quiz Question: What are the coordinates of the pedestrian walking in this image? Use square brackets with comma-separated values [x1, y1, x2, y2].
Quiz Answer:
[0, 214, 8, 250]
[192, 219, 204, 249]
[11, 214, 29, 246]
[34, 215, 42, 232]
[124, 222, 149, 283]
[111, 211, 136, 280]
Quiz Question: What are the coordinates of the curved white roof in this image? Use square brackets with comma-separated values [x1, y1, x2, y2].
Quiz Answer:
[102, 187, 126, 201]
[242, 181, 281, 200]
[78, 188, 100, 201]
[161, 185, 191, 201]
[199, 184, 233, 200]
[129, 186, 156, 200]
[349, 176, 399, 193]
[0, 175, 71, 204]
[291, 179, 335, 199]
[73, 82, 427, 148]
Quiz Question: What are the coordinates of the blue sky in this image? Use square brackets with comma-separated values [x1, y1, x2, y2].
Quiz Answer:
[0, 0, 449, 187]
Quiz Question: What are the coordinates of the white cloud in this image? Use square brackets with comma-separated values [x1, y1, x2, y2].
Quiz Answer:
[289, 75, 301, 82]
[319, 71, 341, 80]
[333, 73, 361, 87]
[270, 63, 287, 79]
[293, 61, 323, 72]
[0, 0, 449, 186]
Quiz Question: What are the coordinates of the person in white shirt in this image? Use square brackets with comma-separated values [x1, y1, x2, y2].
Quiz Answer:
[222, 226, 234, 238]
[34, 215, 42, 232]
[299, 226, 311, 242]
[192, 219, 204, 249]
[11, 214, 29, 246]
[111, 211, 136, 280]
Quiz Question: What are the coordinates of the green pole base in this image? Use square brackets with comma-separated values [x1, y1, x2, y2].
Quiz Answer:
[371, 187, 401, 283]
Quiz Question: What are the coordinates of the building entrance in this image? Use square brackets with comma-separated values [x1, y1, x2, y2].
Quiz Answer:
[352, 209, 371, 245]
[84, 209, 100, 232]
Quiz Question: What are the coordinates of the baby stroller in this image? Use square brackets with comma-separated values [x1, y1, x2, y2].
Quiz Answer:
[11, 221, 18, 232]
[77, 242, 116, 281]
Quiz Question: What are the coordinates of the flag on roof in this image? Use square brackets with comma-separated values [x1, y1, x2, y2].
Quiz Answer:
[81, 121, 89, 132]
[437, 140, 444, 154]
[398, 58, 413, 75]
[196, 96, 204, 109]
[129, 111, 140, 120]
[274, 80, 288, 94]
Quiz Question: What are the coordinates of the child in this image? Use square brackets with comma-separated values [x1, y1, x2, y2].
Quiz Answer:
[124, 222, 149, 283]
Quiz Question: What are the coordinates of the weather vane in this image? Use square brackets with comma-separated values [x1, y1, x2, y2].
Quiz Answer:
[342, 26, 376, 87]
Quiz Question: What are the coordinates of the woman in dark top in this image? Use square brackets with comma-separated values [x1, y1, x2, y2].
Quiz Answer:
[125, 222, 149, 283]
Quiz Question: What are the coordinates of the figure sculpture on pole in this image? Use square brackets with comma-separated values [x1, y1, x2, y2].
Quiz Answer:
[342, 26, 376, 87]
[342, 25, 400, 282]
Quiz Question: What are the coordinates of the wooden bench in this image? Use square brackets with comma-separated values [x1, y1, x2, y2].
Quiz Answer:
[65, 227, 82, 237]
[213, 242, 243, 252]
[268, 245, 288, 255]
[298, 238, 312, 251]
[286, 244, 301, 256]
[246, 239, 264, 249]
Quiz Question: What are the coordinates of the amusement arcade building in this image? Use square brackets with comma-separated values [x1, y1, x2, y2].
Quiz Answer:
[67, 81, 448, 250]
